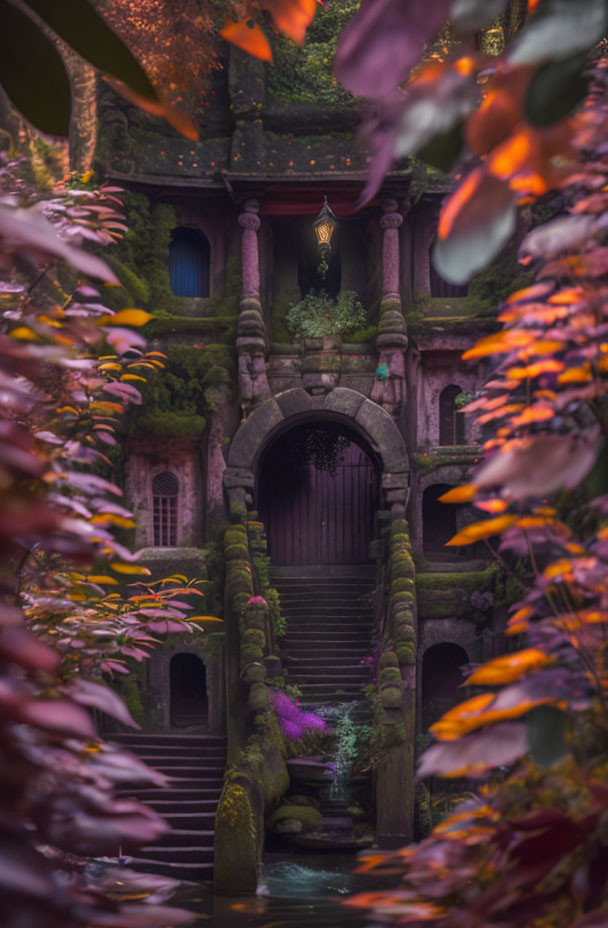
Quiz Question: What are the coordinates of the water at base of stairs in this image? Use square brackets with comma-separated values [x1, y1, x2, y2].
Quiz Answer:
[173, 853, 371, 927]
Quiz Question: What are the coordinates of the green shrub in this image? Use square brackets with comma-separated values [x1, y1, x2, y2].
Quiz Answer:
[285, 289, 367, 339]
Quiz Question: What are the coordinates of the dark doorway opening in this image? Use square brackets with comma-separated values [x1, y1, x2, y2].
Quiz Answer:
[170, 653, 207, 728]
[258, 422, 379, 565]
[422, 642, 469, 729]
[423, 484, 458, 555]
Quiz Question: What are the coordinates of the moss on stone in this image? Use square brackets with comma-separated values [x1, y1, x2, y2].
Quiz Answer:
[268, 804, 323, 832]
[379, 650, 398, 669]
[214, 780, 259, 894]
[381, 686, 403, 710]
[395, 642, 416, 665]
[380, 667, 401, 685]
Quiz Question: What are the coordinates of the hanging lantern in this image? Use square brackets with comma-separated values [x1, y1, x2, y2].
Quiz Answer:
[313, 196, 337, 277]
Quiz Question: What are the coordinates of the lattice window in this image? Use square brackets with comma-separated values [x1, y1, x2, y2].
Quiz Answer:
[152, 471, 178, 546]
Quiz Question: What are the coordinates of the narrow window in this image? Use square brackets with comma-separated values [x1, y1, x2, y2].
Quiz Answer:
[439, 385, 466, 446]
[170, 227, 210, 297]
[152, 471, 178, 546]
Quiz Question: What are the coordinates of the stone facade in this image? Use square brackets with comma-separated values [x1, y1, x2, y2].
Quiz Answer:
[98, 6, 516, 861]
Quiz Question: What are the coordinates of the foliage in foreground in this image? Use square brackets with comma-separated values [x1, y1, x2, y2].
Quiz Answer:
[0, 159, 213, 926]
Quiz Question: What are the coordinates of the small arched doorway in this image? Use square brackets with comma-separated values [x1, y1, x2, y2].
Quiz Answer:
[423, 483, 458, 555]
[258, 421, 379, 565]
[170, 653, 208, 728]
[422, 642, 469, 729]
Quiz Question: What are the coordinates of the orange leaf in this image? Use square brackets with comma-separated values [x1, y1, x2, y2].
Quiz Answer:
[110, 562, 151, 576]
[466, 648, 553, 685]
[510, 405, 554, 427]
[260, 0, 316, 44]
[506, 359, 565, 379]
[106, 79, 198, 141]
[462, 329, 535, 360]
[438, 485, 477, 504]
[220, 18, 273, 61]
[474, 498, 508, 513]
[557, 365, 593, 384]
[445, 515, 518, 546]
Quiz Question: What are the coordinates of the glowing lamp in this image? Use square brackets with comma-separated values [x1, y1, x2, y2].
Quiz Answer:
[313, 196, 337, 257]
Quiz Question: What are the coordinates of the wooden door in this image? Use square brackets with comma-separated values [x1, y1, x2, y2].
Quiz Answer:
[259, 440, 377, 565]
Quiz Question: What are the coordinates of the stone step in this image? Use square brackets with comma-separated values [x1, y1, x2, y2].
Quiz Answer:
[139, 845, 214, 863]
[289, 673, 369, 684]
[156, 829, 214, 848]
[146, 765, 225, 776]
[139, 778, 224, 790]
[270, 565, 375, 577]
[283, 625, 371, 633]
[278, 591, 373, 602]
[124, 857, 213, 882]
[135, 754, 226, 767]
[118, 788, 223, 802]
[283, 644, 370, 657]
[300, 677, 361, 702]
[110, 733, 226, 747]
[283, 630, 370, 640]
[288, 655, 372, 666]
[159, 813, 217, 829]
[145, 800, 219, 814]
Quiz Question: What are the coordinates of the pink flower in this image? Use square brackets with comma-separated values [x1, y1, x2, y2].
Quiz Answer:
[248, 596, 266, 606]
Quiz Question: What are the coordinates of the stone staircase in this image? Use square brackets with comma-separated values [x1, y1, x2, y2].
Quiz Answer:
[271, 566, 376, 704]
[112, 732, 226, 882]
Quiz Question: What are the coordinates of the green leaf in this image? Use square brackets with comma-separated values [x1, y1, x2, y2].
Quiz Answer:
[525, 52, 590, 126]
[526, 705, 568, 769]
[25, 0, 158, 103]
[0, 0, 71, 136]
[510, 0, 607, 66]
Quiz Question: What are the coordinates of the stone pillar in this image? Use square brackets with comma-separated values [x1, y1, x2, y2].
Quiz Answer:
[381, 199, 402, 304]
[239, 201, 261, 299]
[237, 200, 271, 417]
[372, 199, 408, 417]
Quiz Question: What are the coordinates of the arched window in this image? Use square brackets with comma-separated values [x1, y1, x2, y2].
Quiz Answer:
[439, 384, 466, 446]
[169, 227, 210, 297]
[429, 240, 468, 298]
[152, 471, 178, 546]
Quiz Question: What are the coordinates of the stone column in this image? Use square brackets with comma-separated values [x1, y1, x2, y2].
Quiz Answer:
[239, 200, 261, 299]
[237, 200, 271, 417]
[372, 199, 408, 417]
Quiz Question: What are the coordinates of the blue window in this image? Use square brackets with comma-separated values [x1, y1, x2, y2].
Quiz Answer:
[170, 228, 210, 297]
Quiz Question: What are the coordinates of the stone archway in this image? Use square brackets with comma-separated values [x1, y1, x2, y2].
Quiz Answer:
[223, 388, 409, 518]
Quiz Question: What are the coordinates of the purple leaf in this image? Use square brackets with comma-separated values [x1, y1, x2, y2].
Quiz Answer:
[18, 699, 97, 738]
[66, 679, 140, 729]
[334, 0, 451, 100]
[418, 722, 528, 778]
[0, 204, 118, 282]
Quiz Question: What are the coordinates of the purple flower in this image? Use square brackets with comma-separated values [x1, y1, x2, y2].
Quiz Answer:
[269, 689, 330, 740]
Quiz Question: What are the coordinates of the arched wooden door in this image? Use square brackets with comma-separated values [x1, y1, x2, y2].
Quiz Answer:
[258, 425, 378, 566]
